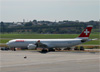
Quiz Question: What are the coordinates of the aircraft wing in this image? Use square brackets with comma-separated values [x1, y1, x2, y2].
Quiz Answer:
[81, 38, 98, 43]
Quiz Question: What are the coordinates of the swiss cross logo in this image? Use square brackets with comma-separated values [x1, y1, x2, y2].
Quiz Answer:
[84, 29, 89, 35]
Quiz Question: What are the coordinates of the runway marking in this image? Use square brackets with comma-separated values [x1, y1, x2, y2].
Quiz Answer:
[0, 57, 99, 68]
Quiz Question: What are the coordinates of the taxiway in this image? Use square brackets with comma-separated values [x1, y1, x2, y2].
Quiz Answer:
[0, 51, 100, 72]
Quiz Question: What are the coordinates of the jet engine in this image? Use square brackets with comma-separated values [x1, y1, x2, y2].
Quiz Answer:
[27, 44, 36, 49]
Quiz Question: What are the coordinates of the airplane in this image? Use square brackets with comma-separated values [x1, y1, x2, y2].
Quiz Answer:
[6, 25, 94, 52]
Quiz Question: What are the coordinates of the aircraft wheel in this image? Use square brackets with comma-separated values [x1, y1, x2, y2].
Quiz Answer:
[80, 46, 84, 51]
[41, 49, 48, 53]
[48, 48, 55, 52]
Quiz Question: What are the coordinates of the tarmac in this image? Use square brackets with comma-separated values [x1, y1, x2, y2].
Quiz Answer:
[0, 50, 100, 72]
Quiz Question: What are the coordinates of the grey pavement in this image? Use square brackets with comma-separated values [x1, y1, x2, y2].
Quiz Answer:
[0, 51, 100, 72]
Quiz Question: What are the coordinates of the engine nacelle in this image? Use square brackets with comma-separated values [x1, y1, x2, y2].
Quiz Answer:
[27, 44, 36, 49]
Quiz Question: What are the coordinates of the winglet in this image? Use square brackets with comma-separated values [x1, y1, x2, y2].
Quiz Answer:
[77, 25, 93, 39]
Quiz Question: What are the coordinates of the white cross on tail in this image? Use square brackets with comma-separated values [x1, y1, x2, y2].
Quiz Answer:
[84, 29, 89, 35]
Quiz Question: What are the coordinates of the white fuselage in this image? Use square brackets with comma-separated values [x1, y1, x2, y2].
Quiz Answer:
[6, 25, 93, 49]
[6, 38, 87, 48]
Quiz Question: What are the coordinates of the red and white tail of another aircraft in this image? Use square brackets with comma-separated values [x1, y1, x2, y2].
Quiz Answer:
[6, 25, 94, 52]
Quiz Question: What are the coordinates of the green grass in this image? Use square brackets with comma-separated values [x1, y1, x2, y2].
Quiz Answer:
[1, 34, 79, 39]
[0, 33, 99, 45]
[82, 40, 100, 45]
[0, 39, 10, 43]
[1, 33, 99, 39]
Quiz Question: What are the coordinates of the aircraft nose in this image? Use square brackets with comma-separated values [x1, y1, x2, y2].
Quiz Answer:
[6, 42, 9, 46]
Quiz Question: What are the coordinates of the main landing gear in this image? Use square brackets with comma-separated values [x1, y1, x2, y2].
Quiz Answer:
[41, 49, 48, 53]
[48, 48, 55, 52]
[41, 48, 55, 53]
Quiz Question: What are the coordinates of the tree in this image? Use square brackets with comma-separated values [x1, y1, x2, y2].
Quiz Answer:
[24, 22, 33, 27]
[0, 22, 5, 33]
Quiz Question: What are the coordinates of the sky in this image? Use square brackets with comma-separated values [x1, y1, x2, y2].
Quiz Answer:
[0, 0, 99, 22]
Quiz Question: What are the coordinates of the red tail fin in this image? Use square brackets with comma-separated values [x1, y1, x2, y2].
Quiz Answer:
[78, 25, 93, 39]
